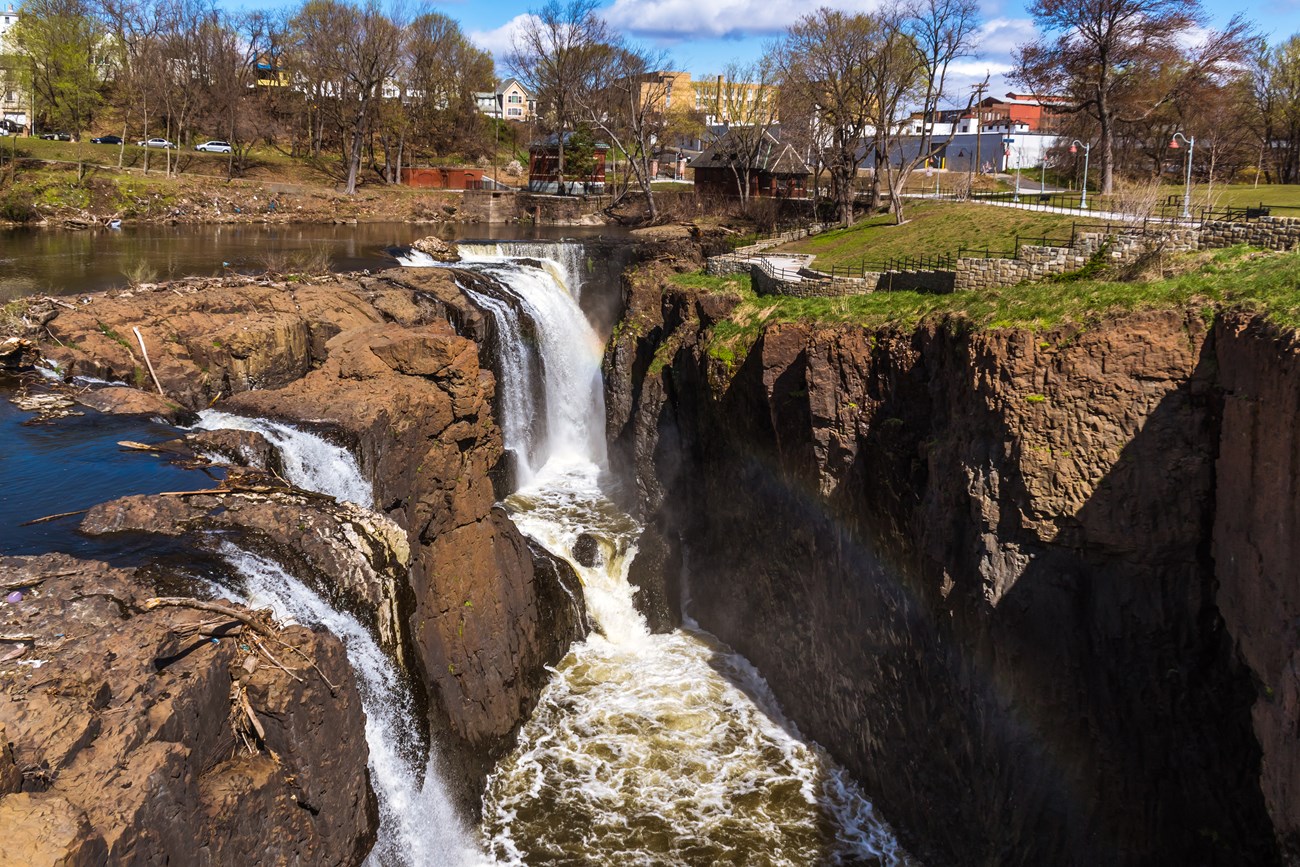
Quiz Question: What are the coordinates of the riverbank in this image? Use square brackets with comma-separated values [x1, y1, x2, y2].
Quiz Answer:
[0, 165, 492, 228]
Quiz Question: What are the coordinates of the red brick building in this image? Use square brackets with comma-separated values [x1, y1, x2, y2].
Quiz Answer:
[400, 167, 486, 190]
[527, 133, 610, 194]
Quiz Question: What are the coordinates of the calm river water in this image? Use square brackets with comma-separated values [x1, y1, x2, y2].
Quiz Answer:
[0, 221, 620, 301]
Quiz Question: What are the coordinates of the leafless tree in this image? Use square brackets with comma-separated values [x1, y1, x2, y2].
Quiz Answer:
[698, 60, 781, 206]
[508, 0, 609, 189]
[872, 0, 982, 224]
[577, 41, 673, 220]
[1016, 0, 1253, 194]
[779, 9, 879, 225]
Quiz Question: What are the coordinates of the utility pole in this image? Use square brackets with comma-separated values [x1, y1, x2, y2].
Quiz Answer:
[971, 80, 987, 195]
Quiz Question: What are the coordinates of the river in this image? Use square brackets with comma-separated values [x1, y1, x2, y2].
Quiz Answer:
[0, 222, 619, 301]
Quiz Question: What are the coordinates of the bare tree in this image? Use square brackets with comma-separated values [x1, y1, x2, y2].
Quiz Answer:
[288, 0, 401, 194]
[698, 60, 781, 206]
[577, 41, 672, 220]
[779, 9, 879, 225]
[508, 0, 609, 190]
[402, 11, 494, 164]
[872, 0, 981, 224]
[1016, 0, 1252, 194]
[99, 0, 166, 172]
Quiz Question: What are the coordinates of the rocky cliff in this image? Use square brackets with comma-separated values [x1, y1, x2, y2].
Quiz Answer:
[25, 268, 587, 809]
[606, 264, 1293, 865]
[0, 553, 375, 865]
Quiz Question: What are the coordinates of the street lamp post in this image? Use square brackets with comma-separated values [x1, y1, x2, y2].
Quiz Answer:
[1169, 132, 1195, 220]
[1069, 140, 1090, 210]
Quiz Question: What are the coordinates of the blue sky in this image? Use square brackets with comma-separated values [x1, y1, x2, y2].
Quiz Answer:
[443, 0, 1300, 103]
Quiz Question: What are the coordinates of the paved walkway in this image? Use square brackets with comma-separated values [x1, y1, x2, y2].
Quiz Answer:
[902, 192, 1195, 225]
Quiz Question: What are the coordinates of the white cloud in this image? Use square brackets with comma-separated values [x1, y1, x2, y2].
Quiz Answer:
[974, 17, 1038, 58]
[469, 13, 539, 64]
[603, 0, 885, 40]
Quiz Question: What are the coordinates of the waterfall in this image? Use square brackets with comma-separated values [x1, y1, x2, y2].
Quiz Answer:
[401, 244, 916, 865]
[217, 545, 485, 867]
[192, 411, 486, 866]
[191, 410, 373, 506]
[400, 249, 606, 487]
[458, 242, 586, 303]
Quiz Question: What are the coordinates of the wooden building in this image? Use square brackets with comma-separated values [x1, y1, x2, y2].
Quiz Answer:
[690, 130, 811, 199]
[527, 132, 609, 194]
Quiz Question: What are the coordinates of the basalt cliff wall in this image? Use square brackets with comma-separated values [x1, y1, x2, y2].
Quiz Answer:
[606, 264, 1297, 865]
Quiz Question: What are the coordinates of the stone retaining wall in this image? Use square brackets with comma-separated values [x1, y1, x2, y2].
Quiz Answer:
[707, 223, 834, 276]
[735, 218, 1281, 298]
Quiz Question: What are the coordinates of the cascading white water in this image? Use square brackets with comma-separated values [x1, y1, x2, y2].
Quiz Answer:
[400, 247, 605, 485]
[191, 410, 374, 506]
[217, 544, 486, 867]
[459, 242, 587, 303]
[401, 244, 917, 865]
[191, 412, 485, 866]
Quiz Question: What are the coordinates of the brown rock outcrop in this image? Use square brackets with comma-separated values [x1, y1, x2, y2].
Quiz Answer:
[0, 554, 376, 865]
[411, 236, 462, 262]
[220, 312, 587, 802]
[72, 385, 192, 422]
[606, 266, 1282, 866]
[31, 266, 588, 809]
[79, 488, 411, 662]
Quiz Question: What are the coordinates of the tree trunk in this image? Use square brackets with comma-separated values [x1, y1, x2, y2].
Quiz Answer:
[1097, 74, 1113, 195]
[345, 102, 365, 195]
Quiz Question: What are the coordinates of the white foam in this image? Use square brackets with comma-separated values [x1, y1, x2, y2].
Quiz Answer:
[406, 239, 915, 865]
[218, 544, 490, 867]
[191, 410, 373, 507]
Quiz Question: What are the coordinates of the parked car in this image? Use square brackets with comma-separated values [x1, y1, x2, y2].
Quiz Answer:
[91, 134, 122, 145]
[137, 138, 176, 149]
[194, 140, 232, 153]
[39, 132, 72, 141]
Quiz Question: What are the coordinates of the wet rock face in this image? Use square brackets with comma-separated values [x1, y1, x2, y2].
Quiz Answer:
[0, 554, 376, 865]
[573, 532, 603, 568]
[79, 488, 412, 664]
[606, 266, 1281, 866]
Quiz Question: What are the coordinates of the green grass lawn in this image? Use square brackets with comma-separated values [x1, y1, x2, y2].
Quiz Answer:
[777, 201, 1079, 271]
[671, 247, 1300, 355]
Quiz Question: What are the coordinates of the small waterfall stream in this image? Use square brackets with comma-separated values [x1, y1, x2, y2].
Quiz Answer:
[402, 245, 916, 865]
[190, 413, 484, 866]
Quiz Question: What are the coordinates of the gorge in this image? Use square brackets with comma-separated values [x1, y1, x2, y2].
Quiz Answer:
[2, 230, 1298, 865]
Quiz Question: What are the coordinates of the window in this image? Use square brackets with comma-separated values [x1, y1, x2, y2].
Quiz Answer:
[508, 93, 522, 104]
[508, 107, 522, 117]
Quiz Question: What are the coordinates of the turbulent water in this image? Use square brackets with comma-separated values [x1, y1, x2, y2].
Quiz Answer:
[402, 243, 916, 866]
[191, 410, 373, 506]
[190, 415, 483, 866]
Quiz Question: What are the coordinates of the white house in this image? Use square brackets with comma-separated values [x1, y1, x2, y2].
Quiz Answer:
[475, 79, 535, 123]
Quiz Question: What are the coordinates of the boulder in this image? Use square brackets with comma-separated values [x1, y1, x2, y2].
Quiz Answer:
[410, 235, 461, 263]
[0, 553, 377, 865]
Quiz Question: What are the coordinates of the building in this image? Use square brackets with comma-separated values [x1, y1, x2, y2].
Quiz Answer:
[692, 74, 778, 127]
[871, 130, 1060, 174]
[0, 4, 26, 132]
[690, 129, 810, 199]
[475, 79, 536, 123]
[400, 166, 486, 190]
[527, 132, 608, 194]
[981, 93, 1070, 134]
